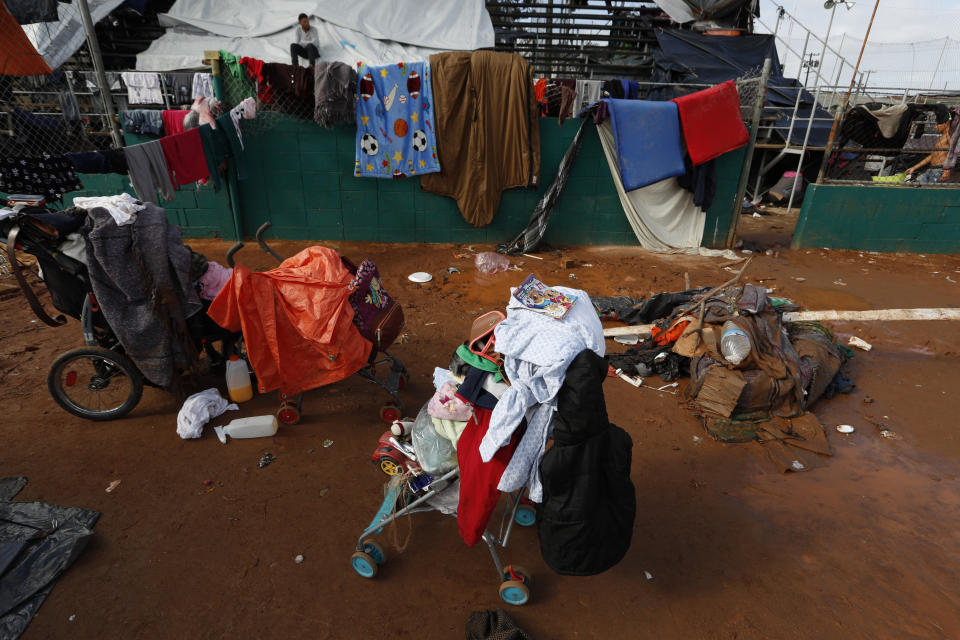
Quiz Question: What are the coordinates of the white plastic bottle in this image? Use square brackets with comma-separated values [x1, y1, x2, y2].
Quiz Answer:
[225, 355, 253, 403]
[720, 321, 751, 365]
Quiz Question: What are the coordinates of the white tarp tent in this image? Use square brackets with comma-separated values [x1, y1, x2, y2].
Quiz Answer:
[136, 0, 496, 71]
[23, 0, 125, 72]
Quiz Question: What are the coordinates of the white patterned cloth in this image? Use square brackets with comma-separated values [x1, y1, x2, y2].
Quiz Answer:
[121, 72, 162, 104]
[478, 286, 604, 502]
[73, 193, 146, 226]
[575, 79, 603, 115]
[192, 73, 214, 99]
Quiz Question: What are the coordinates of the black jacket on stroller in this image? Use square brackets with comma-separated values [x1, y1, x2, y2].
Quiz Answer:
[536, 349, 636, 576]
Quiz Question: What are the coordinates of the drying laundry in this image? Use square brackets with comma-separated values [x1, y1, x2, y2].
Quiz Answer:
[261, 62, 314, 118]
[354, 61, 440, 179]
[65, 151, 107, 174]
[122, 109, 164, 136]
[240, 56, 274, 104]
[73, 193, 145, 227]
[161, 110, 190, 137]
[0, 155, 83, 203]
[478, 286, 604, 502]
[671, 80, 749, 166]
[207, 246, 372, 396]
[124, 140, 176, 203]
[604, 98, 685, 190]
[574, 78, 603, 114]
[421, 51, 540, 227]
[159, 128, 210, 186]
[314, 61, 357, 128]
[192, 73, 214, 98]
[229, 98, 257, 150]
[121, 72, 163, 104]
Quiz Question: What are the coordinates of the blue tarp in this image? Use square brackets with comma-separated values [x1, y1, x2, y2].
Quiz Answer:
[647, 30, 833, 147]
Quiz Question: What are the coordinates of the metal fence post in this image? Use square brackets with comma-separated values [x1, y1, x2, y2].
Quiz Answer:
[77, 0, 123, 148]
[727, 56, 772, 249]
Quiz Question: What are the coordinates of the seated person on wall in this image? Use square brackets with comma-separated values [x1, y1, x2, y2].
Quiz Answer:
[906, 108, 953, 183]
[290, 13, 320, 67]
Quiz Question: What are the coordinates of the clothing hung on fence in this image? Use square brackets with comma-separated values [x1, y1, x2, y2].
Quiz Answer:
[0, 155, 83, 203]
[421, 51, 540, 227]
[605, 98, 685, 190]
[597, 121, 705, 252]
[122, 109, 164, 136]
[354, 61, 440, 178]
[239, 57, 274, 104]
[676, 156, 718, 210]
[537, 349, 636, 576]
[219, 50, 256, 105]
[261, 63, 314, 118]
[671, 80, 748, 166]
[192, 73, 214, 99]
[314, 61, 357, 128]
[121, 72, 163, 105]
[83, 203, 202, 388]
[124, 140, 176, 203]
[161, 110, 190, 137]
[66, 152, 107, 174]
[159, 128, 210, 186]
[478, 287, 604, 502]
[165, 72, 194, 105]
[574, 79, 603, 114]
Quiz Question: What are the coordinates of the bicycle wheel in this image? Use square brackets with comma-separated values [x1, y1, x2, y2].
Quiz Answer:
[47, 347, 143, 421]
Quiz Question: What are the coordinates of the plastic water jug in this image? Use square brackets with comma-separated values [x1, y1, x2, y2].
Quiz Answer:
[225, 355, 253, 403]
[720, 321, 751, 365]
[215, 415, 278, 444]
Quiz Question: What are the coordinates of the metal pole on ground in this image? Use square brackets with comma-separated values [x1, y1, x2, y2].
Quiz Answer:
[76, 0, 123, 148]
[727, 56, 772, 249]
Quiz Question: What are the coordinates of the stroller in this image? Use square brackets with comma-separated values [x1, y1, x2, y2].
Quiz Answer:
[0, 198, 240, 421]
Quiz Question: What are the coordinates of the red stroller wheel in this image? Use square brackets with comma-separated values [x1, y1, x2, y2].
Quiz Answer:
[379, 405, 401, 423]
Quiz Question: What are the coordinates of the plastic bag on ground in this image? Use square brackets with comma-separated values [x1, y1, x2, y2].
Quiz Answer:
[474, 252, 510, 275]
[410, 403, 458, 475]
[177, 388, 238, 439]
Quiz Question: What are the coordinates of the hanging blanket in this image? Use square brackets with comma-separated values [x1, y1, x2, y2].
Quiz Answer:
[207, 246, 372, 396]
[604, 98, 685, 190]
[671, 80, 749, 166]
[354, 61, 439, 178]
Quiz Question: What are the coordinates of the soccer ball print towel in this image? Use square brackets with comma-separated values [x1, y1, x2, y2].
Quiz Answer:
[355, 61, 440, 178]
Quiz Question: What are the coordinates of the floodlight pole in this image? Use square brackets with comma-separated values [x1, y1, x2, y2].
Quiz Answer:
[815, 0, 882, 184]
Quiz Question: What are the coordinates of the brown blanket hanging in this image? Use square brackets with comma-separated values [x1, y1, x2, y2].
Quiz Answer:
[421, 51, 540, 228]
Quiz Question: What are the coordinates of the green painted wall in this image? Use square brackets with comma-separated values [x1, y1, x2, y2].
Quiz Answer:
[4, 118, 743, 247]
[792, 184, 960, 254]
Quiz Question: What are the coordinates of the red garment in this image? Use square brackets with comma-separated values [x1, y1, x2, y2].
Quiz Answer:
[671, 80, 749, 166]
[207, 246, 373, 396]
[240, 56, 274, 104]
[158, 127, 209, 186]
[457, 406, 521, 547]
[651, 319, 691, 346]
[161, 110, 190, 137]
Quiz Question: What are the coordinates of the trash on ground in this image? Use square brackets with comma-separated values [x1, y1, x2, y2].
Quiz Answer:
[446, 267, 460, 274]
[521, 253, 543, 260]
[474, 252, 510, 275]
[791, 460, 805, 471]
[836, 424, 855, 434]
[323, 439, 334, 448]
[215, 415, 279, 444]
[569, 274, 578, 280]
[613, 334, 640, 345]
[615, 368, 643, 387]
[408, 271, 433, 283]
[177, 388, 239, 440]
[879, 429, 901, 439]
[848, 336, 872, 351]
[258, 453, 276, 468]
[863, 395, 874, 404]
[833, 279, 848, 286]
[105, 480, 121, 493]
[644, 571, 653, 580]
[793, 276, 806, 282]
[294, 554, 304, 564]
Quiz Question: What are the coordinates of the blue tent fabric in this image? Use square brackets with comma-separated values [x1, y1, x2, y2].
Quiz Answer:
[648, 30, 832, 147]
[605, 98, 685, 191]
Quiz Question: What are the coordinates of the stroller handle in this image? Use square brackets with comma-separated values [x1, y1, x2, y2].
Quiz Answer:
[226, 241, 244, 268]
[256, 222, 283, 264]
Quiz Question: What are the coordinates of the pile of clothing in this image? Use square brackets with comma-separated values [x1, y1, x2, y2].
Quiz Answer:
[406, 280, 636, 576]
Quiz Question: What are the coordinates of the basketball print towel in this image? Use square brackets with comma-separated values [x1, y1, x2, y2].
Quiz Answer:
[355, 61, 440, 179]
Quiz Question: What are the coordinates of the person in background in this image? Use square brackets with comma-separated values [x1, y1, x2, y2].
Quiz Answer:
[906, 107, 953, 183]
[290, 13, 320, 67]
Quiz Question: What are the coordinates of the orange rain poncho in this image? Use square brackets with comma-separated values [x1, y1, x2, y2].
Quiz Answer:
[207, 246, 372, 395]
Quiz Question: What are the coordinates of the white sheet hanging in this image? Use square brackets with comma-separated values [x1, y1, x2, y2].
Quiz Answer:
[23, 0, 125, 71]
[597, 121, 705, 253]
[136, 0, 494, 71]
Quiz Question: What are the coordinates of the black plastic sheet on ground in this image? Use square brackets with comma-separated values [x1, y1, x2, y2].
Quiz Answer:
[0, 478, 100, 640]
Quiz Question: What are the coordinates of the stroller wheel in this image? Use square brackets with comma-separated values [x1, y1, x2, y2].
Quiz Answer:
[502, 565, 531, 586]
[276, 404, 300, 425]
[514, 505, 537, 527]
[362, 539, 387, 565]
[351, 551, 378, 578]
[378, 457, 402, 476]
[379, 404, 402, 423]
[498, 580, 530, 606]
[47, 347, 143, 421]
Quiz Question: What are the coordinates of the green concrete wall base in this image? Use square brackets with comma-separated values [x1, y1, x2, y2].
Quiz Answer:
[792, 184, 960, 254]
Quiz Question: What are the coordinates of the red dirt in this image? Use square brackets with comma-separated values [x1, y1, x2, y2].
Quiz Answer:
[3, 235, 960, 639]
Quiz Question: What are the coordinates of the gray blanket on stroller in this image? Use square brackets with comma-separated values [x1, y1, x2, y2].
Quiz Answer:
[82, 203, 201, 387]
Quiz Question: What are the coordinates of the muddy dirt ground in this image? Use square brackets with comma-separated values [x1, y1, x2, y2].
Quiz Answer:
[3, 211, 960, 639]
